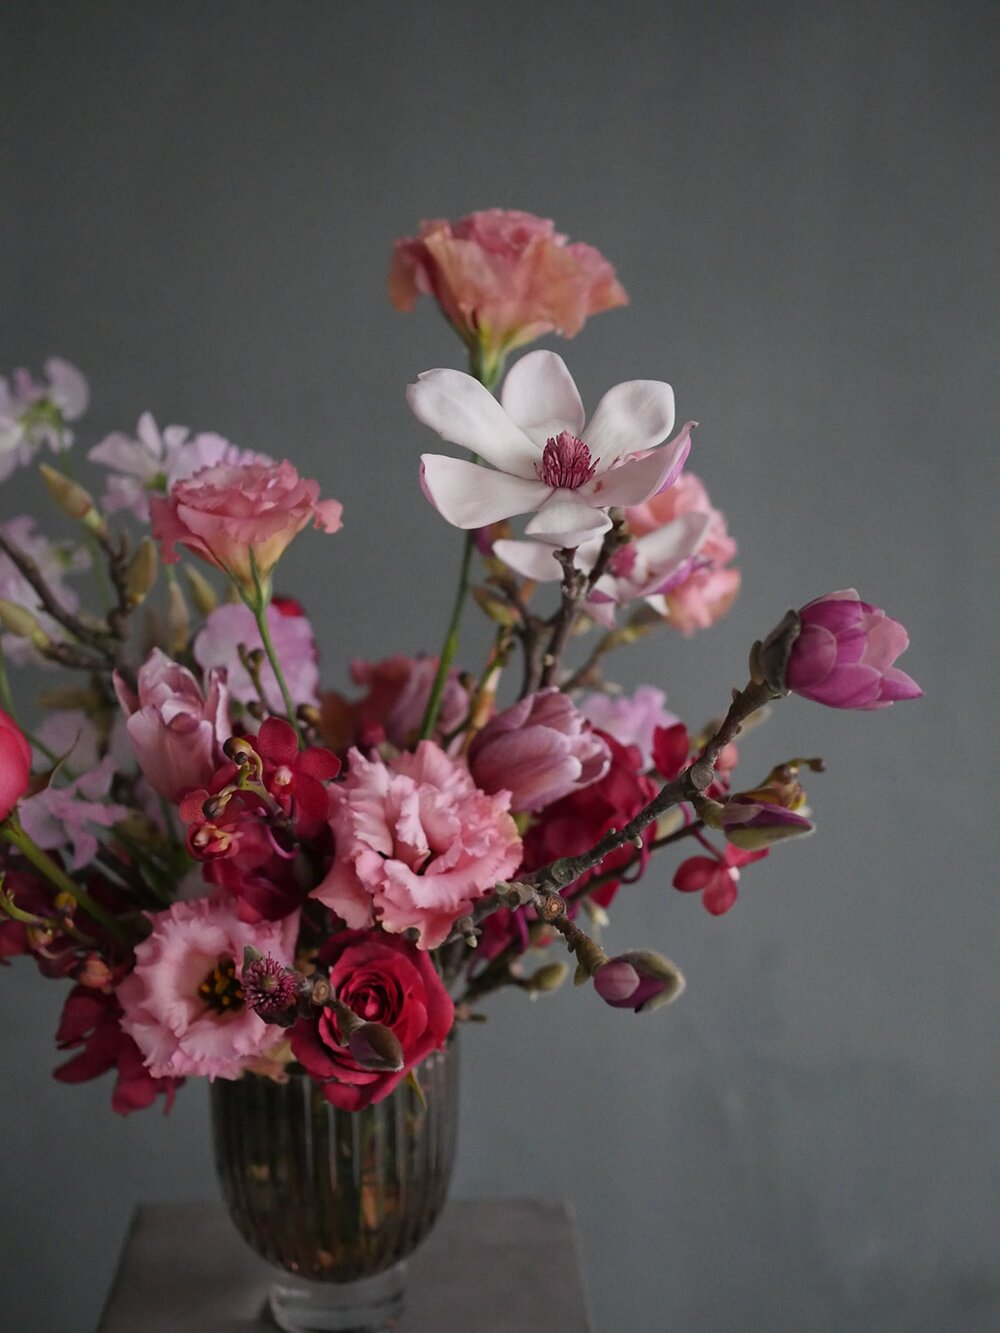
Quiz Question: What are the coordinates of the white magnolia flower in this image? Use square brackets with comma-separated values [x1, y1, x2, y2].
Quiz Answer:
[410, 349, 693, 548]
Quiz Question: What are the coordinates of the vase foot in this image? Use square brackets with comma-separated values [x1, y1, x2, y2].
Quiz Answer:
[268, 1263, 406, 1332]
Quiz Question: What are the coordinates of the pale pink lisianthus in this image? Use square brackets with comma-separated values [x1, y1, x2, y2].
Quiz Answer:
[389, 209, 627, 370]
[312, 742, 522, 950]
[194, 602, 319, 716]
[625, 471, 741, 634]
[150, 459, 343, 595]
[114, 648, 230, 803]
[117, 898, 298, 1080]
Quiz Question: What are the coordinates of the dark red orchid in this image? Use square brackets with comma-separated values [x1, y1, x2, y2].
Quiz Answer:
[672, 843, 769, 915]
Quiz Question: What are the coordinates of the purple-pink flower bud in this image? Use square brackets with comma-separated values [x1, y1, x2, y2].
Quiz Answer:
[347, 1022, 406, 1072]
[718, 796, 814, 851]
[784, 590, 922, 710]
[593, 950, 685, 1014]
[468, 688, 610, 813]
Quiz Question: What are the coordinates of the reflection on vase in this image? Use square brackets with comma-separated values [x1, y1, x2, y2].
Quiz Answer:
[211, 1039, 459, 1331]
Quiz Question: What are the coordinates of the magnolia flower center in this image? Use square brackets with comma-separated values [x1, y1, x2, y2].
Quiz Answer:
[198, 955, 245, 1014]
[538, 432, 597, 489]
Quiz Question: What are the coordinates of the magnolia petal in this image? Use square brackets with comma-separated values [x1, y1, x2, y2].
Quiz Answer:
[407, 369, 539, 476]
[635, 510, 710, 565]
[583, 380, 676, 468]
[524, 489, 612, 546]
[421, 455, 550, 529]
[500, 350, 586, 448]
[492, 538, 565, 582]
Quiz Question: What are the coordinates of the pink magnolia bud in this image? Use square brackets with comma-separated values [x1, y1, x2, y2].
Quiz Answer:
[593, 950, 685, 1014]
[717, 795, 814, 851]
[468, 688, 610, 813]
[785, 590, 921, 710]
[0, 707, 31, 821]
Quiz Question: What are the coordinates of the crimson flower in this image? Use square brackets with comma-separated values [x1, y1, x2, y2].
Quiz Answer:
[672, 844, 769, 915]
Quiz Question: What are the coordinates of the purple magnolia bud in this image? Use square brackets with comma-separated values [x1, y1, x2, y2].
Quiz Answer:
[718, 795, 814, 851]
[784, 590, 921, 710]
[468, 688, 610, 812]
[347, 1022, 405, 1072]
[593, 951, 685, 1014]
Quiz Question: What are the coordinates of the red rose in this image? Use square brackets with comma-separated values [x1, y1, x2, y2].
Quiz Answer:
[291, 930, 454, 1111]
[0, 707, 31, 822]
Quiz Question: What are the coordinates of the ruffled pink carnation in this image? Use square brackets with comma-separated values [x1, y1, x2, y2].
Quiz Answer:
[626, 471, 740, 634]
[389, 209, 627, 369]
[312, 741, 522, 950]
[117, 898, 298, 1080]
[150, 459, 343, 594]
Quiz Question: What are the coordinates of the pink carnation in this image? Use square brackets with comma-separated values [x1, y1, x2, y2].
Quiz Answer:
[312, 742, 522, 950]
[150, 459, 343, 594]
[117, 898, 298, 1080]
[626, 471, 740, 634]
[389, 209, 627, 372]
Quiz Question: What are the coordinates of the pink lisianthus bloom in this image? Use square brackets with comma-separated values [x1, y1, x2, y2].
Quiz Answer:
[89, 413, 271, 521]
[312, 741, 522, 950]
[389, 209, 627, 374]
[411, 349, 690, 548]
[319, 654, 470, 752]
[626, 470, 741, 634]
[0, 707, 31, 822]
[291, 930, 454, 1111]
[494, 501, 707, 629]
[117, 898, 298, 1080]
[194, 601, 320, 716]
[18, 757, 129, 871]
[0, 516, 90, 667]
[672, 844, 769, 916]
[149, 459, 343, 596]
[114, 648, 230, 803]
[468, 688, 610, 813]
[54, 985, 181, 1114]
[784, 590, 922, 709]
[578, 686, 679, 770]
[0, 357, 88, 481]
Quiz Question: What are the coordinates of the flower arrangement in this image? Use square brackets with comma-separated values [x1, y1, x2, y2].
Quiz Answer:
[0, 208, 920, 1118]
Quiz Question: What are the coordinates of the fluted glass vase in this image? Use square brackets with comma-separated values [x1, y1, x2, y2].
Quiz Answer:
[211, 1040, 459, 1332]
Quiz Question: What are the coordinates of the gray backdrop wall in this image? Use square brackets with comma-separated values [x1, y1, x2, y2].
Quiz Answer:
[2, 2, 996, 1330]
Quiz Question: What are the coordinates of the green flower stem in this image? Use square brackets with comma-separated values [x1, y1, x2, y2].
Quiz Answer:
[419, 347, 505, 741]
[245, 555, 305, 747]
[0, 645, 14, 717]
[0, 818, 131, 945]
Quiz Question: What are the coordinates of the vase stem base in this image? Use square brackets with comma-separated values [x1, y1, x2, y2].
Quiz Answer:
[268, 1263, 406, 1332]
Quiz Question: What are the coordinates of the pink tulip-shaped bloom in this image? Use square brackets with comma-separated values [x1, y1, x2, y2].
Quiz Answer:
[0, 707, 31, 821]
[117, 897, 299, 1080]
[468, 688, 610, 812]
[150, 459, 343, 595]
[785, 590, 922, 710]
[593, 950, 686, 1014]
[412, 349, 691, 549]
[312, 741, 522, 950]
[494, 504, 708, 629]
[626, 470, 741, 634]
[389, 210, 627, 370]
[114, 648, 231, 802]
